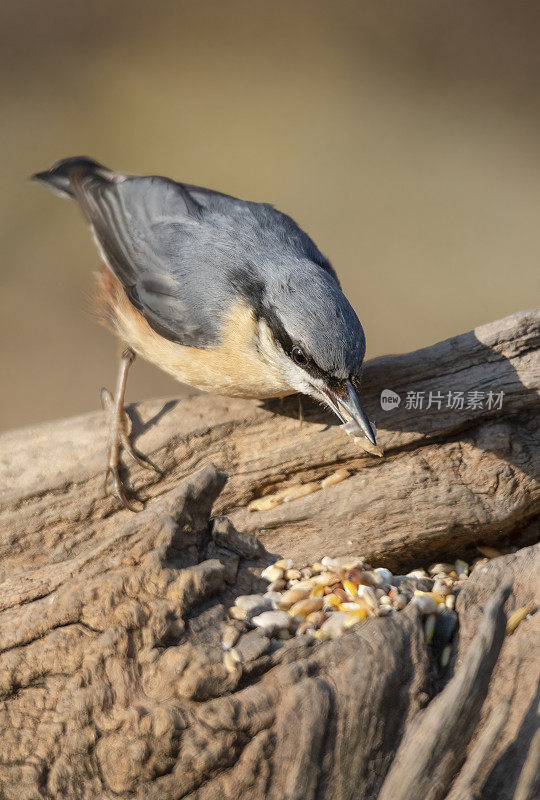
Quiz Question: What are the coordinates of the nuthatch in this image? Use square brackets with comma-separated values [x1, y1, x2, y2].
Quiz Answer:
[33, 157, 376, 509]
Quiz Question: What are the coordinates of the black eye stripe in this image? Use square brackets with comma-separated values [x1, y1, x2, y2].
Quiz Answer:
[290, 342, 339, 386]
[254, 300, 346, 388]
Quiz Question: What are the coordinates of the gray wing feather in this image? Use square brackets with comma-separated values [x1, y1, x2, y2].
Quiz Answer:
[72, 172, 219, 347]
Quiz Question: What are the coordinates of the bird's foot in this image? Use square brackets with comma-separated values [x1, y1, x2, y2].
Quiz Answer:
[101, 387, 157, 511]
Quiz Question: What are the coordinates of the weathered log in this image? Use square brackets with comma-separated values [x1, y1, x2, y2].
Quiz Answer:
[0, 463, 536, 799]
[0, 310, 538, 576]
[0, 466, 426, 798]
[0, 310, 538, 799]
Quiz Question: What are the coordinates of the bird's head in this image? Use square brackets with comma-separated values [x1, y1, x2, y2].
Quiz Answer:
[235, 261, 376, 445]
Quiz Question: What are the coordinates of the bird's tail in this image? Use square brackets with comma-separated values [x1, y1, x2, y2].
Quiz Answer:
[31, 156, 108, 198]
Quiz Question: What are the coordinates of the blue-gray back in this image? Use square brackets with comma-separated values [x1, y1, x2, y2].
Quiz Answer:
[33, 157, 366, 380]
[72, 169, 339, 349]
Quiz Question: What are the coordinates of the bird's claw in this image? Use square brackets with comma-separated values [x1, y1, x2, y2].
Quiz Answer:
[117, 425, 157, 471]
[104, 463, 139, 512]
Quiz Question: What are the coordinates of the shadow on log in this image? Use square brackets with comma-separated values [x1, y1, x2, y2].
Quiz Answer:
[0, 311, 538, 799]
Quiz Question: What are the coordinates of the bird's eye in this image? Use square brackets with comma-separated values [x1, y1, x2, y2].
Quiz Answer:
[291, 346, 308, 366]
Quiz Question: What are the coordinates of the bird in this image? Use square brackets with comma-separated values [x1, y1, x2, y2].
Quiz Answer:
[32, 156, 376, 510]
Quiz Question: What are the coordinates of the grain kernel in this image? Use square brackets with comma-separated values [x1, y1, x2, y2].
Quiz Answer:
[229, 606, 247, 621]
[477, 545, 502, 559]
[261, 565, 284, 582]
[314, 629, 330, 641]
[424, 613, 436, 643]
[428, 563, 454, 576]
[288, 597, 324, 617]
[323, 594, 342, 610]
[342, 568, 362, 585]
[320, 468, 350, 488]
[415, 590, 446, 605]
[278, 587, 311, 609]
[343, 580, 358, 597]
[306, 610, 327, 627]
[357, 585, 377, 600]
[454, 559, 469, 576]
[506, 604, 532, 635]
[407, 569, 428, 579]
[248, 495, 283, 512]
[251, 610, 291, 634]
[432, 580, 452, 597]
[321, 556, 344, 571]
[311, 572, 342, 586]
[320, 612, 347, 638]
[344, 608, 368, 628]
[323, 583, 340, 595]
[340, 601, 362, 611]
[440, 644, 452, 667]
[285, 569, 302, 581]
[283, 482, 319, 502]
[267, 578, 286, 592]
[274, 559, 294, 570]
[374, 567, 393, 583]
[290, 579, 314, 592]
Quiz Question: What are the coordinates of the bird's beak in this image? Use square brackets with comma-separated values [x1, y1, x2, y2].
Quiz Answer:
[323, 379, 377, 445]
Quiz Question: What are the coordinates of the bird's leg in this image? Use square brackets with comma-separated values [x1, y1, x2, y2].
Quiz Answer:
[101, 347, 153, 511]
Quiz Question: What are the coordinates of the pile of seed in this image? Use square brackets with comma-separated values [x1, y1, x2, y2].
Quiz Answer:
[224, 554, 482, 670]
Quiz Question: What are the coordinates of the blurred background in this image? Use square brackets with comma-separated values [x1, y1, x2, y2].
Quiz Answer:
[1, 0, 539, 431]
